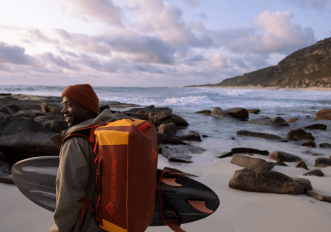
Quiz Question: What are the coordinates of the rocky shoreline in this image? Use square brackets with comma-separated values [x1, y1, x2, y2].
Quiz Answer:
[1, 93, 331, 204]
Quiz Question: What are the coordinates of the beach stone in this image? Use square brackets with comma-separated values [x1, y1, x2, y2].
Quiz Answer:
[291, 177, 313, 191]
[230, 155, 272, 170]
[218, 151, 233, 158]
[228, 169, 304, 195]
[236, 130, 288, 142]
[176, 132, 202, 141]
[314, 157, 331, 167]
[249, 117, 289, 126]
[160, 144, 205, 163]
[303, 169, 324, 177]
[0, 116, 58, 165]
[296, 160, 309, 170]
[225, 107, 249, 121]
[130, 112, 149, 120]
[195, 110, 211, 114]
[157, 133, 186, 145]
[202, 134, 208, 138]
[301, 141, 316, 148]
[302, 124, 327, 130]
[288, 118, 298, 122]
[269, 151, 302, 162]
[149, 112, 189, 127]
[231, 147, 269, 156]
[41, 102, 62, 113]
[307, 190, 331, 203]
[211, 107, 232, 118]
[315, 108, 331, 121]
[247, 109, 260, 114]
[319, 143, 331, 148]
[158, 123, 177, 137]
[272, 161, 288, 167]
[286, 128, 314, 141]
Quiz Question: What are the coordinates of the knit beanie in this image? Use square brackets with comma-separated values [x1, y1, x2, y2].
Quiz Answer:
[62, 84, 99, 115]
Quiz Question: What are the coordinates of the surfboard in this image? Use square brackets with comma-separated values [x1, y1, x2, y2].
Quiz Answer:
[12, 156, 219, 226]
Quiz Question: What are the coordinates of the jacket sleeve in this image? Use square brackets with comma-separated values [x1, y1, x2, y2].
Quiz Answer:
[50, 137, 91, 232]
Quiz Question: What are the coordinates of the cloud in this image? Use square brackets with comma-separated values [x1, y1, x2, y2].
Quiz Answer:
[181, 0, 199, 6]
[0, 42, 33, 65]
[283, 0, 330, 11]
[58, 0, 124, 27]
[209, 53, 227, 68]
[29, 29, 59, 44]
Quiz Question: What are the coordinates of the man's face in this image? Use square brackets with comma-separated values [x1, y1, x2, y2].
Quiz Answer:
[62, 96, 90, 127]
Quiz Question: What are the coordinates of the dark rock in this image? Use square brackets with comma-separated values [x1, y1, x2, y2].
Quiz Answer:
[307, 190, 331, 203]
[202, 134, 208, 138]
[296, 160, 309, 170]
[269, 151, 302, 162]
[291, 177, 313, 191]
[157, 133, 186, 145]
[236, 130, 288, 142]
[41, 102, 62, 113]
[145, 105, 155, 108]
[315, 108, 331, 121]
[130, 112, 149, 120]
[42, 120, 69, 133]
[228, 169, 304, 194]
[158, 123, 177, 137]
[288, 118, 298, 122]
[124, 107, 172, 114]
[249, 117, 289, 126]
[99, 104, 110, 112]
[230, 155, 272, 170]
[315, 157, 331, 167]
[225, 107, 249, 121]
[160, 144, 205, 163]
[270, 161, 288, 167]
[319, 143, 331, 148]
[231, 137, 235, 140]
[302, 124, 327, 130]
[231, 147, 269, 156]
[304, 169, 324, 177]
[195, 110, 211, 114]
[211, 107, 232, 118]
[247, 109, 260, 114]
[301, 141, 316, 148]
[286, 128, 314, 141]
[14, 110, 37, 118]
[0, 117, 58, 165]
[0, 105, 21, 114]
[0, 160, 11, 174]
[176, 133, 202, 141]
[218, 152, 233, 158]
[149, 112, 189, 127]
[0, 151, 5, 161]
[0, 160, 14, 184]
[0, 174, 14, 184]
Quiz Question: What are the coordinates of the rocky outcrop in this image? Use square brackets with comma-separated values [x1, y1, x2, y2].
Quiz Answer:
[160, 144, 205, 163]
[286, 128, 314, 141]
[187, 37, 331, 89]
[211, 107, 232, 118]
[231, 147, 269, 156]
[236, 130, 287, 142]
[302, 124, 327, 130]
[247, 109, 260, 114]
[229, 169, 310, 194]
[0, 160, 14, 184]
[149, 112, 189, 127]
[157, 133, 185, 145]
[315, 108, 331, 121]
[301, 141, 316, 148]
[315, 157, 331, 167]
[269, 151, 302, 162]
[296, 160, 309, 170]
[195, 110, 211, 114]
[176, 132, 202, 141]
[158, 123, 177, 137]
[230, 156, 272, 170]
[225, 107, 249, 121]
[249, 117, 289, 126]
[319, 143, 331, 148]
[304, 169, 324, 177]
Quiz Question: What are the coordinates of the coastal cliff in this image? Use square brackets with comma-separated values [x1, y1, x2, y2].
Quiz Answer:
[188, 37, 331, 88]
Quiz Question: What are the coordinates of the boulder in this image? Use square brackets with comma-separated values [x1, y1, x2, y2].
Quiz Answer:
[295, 160, 309, 170]
[0, 160, 14, 184]
[236, 130, 288, 142]
[269, 151, 302, 162]
[288, 118, 298, 122]
[195, 110, 211, 114]
[218, 151, 233, 158]
[157, 133, 186, 145]
[315, 108, 331, 121]
[319, 143, 331, 148]
[291, 177, 313, 191]
[286, 128, 314, 141]
[225, 107, 249, 121]
[99, 104, 110, 112]
[231, 147, 269, 156]
[130, 112, 149, 120]
[302, 124, 327, 130]
[176, 132, 202, 141]
[272, 161, 288, 167]
[315, 157, 331, 167]
[160, 144, 205, 163]
[0, 105, 21, 114]
[149, 112, 189, 127]
[301, 141, 316, 148]
[230, 156, 272, 170]
[158, 123, 177, 137]
[247, 109, 260, 114]
[211, 107, 232, 118]
[42, 120, 69, 133]
[228, 169, 305, 194]
[14, 110, 37, 118]
[303, 170, 324, 177]
[41, 102, 63, 113]
[249, 117, 289, 126]
[0, 116, 58, 165]
[307, 190, 331, 203]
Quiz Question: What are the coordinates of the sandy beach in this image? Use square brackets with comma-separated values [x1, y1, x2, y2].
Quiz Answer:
[1, 154, 331, 232]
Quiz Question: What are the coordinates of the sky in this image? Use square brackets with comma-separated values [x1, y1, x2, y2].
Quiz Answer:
[0, 0, 330, 87]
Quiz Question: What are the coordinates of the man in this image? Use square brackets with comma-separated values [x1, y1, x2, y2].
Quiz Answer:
[50, 84, 112, 232]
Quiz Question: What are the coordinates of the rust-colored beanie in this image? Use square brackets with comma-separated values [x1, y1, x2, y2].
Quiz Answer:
[62, 84, 99, 115]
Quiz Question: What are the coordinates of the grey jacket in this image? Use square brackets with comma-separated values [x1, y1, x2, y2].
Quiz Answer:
[50, 110, 116, 232]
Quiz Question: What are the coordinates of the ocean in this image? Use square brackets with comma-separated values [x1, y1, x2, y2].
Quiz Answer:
[1, 85, 331, 169]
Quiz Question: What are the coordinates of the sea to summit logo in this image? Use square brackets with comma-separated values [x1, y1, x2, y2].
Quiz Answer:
[147, 148, 157, 162]
[105, 201, 115, 217]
